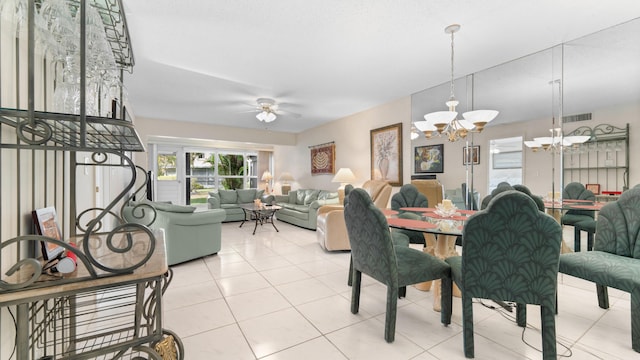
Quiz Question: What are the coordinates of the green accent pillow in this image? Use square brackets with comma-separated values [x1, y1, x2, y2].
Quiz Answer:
[237, 189, 256, 203]
[288, 191, 297, 204]
[256, 189, 265, 199]
[304, 189, 320, 205]
[219, 189, 238, 204]
[153, 203, 196, 213]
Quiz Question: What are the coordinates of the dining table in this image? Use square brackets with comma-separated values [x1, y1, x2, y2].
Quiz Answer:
[386, 206, 476, 311]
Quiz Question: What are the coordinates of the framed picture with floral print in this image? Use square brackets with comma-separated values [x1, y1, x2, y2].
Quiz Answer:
[370, 123, 403, 186]
[414, 144, 444, 173]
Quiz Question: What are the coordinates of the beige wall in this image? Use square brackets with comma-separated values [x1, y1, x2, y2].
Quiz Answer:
[134, 99, 638, 203]
[272, 97, 412, 195]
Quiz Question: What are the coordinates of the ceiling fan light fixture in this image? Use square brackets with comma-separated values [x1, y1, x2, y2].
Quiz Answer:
[256, 111, 277, 122]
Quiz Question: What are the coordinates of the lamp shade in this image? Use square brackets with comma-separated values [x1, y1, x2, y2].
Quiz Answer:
[331, 168, 356, 184]
[261, 171, 273, 181]
[279, 172, 294, 183]
[423, 111, 457, 124]
[462, 110, 499, 124]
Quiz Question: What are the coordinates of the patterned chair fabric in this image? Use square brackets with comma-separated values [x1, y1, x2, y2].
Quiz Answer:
[344, 188, 452, 343]
[481, 182, 545, 211]
[559, 187, 640, 352]
[561, 182, 596, 224]
[445, 190, 562, 359]
[391, 184, 430, 246]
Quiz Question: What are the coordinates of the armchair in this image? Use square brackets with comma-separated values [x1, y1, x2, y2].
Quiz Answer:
[316, 179, 391, 251]
[344, 188, 451, 343]
[411, 179, 443, 208]
[122, 200, 226, 266]
[559, 187, 640, 352]
[445, 190, 562, 359]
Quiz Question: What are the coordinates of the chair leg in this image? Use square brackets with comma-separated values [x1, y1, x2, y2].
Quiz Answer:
[347, 256, 353, 286]
[385, 286, 398, 343]
[462, 295, 474, 358]
[351, 270, 361, 314]
[516, 303, 527, 327]
[632, 288, 640, 352]
[596, 284, 610, 309]
[440, 277, 452, 325]
[398, 286, 406, 298]
[573, 226, 581, 252]
[587, 231, 594, 251]
[540, 304, 557, 360]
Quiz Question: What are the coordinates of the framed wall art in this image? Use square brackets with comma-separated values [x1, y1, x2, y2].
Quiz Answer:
[463, 145, 480, 165]
[414, 144, 444, 173]
[370, 123, 403, 186]
[309, 142, 335, 175]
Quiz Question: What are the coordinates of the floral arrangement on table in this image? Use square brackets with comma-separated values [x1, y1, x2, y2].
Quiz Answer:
[435, 199, 458, 218]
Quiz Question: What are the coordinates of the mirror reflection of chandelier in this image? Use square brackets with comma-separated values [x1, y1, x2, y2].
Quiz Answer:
[524, 128, 590, 152]
[416, 24, 499, 142]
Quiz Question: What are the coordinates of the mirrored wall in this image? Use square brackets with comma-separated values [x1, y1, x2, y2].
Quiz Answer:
[411, 18, 639, 201]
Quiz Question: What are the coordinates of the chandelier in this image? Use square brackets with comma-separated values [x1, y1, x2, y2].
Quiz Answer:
[417, 24, 498, 142]
[524, 128, 590, 152]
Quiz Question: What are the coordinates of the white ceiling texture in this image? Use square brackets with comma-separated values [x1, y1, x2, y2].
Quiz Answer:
[122, 0, 640, 134]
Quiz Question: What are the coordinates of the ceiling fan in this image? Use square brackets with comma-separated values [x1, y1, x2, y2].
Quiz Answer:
[251, 98, 300, 123]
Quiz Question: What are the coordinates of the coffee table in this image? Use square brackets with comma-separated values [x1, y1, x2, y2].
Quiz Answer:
[238, 203, 282, 235]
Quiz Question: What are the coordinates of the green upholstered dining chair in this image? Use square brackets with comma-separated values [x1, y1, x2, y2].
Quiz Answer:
[344, 188, 452, 343]
[391, 184, 430, 246]
[345, 185, 410, 288]
[481, 183, 545, 212]
[561, 182, 596, 250]
[445, 190, 563, 359]
[559, 187, 640, 352]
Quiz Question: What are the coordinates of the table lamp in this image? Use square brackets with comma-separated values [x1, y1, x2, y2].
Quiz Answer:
[279, 172, 295, 195]
[261, 171, 273, 193]
[332, 168, 356, 204]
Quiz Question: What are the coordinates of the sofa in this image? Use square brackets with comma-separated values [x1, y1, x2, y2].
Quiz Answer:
[122, 200, 226, 266]
[273, 189, 339, 230]
[207, 188, 275, 222]
[317, 180, 391, 251]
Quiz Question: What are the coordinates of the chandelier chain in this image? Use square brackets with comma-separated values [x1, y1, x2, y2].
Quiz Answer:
[450, 29, 456, 102]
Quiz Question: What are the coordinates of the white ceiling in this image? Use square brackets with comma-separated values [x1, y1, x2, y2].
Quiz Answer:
[122, 0, 640, 134]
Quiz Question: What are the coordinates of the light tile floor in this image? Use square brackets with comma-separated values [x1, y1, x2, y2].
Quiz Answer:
[163, 221, 634, 359]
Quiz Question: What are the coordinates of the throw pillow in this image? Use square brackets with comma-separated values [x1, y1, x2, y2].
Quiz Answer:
[256, 189, 265, 199]
[304, 189, 320, 205]
[219, 189, 238, 204]
[237, 189, 256, 203]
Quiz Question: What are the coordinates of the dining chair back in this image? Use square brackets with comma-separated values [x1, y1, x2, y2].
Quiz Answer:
[559, 187, 640, 352]
[445, 190, 562, 359]
[391, 184, 430, 246]
[344, 188, 451, 342]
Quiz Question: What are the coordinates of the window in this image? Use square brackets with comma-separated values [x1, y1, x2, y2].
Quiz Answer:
[488, 137, 523, 192]
[157, 152, 177, 180]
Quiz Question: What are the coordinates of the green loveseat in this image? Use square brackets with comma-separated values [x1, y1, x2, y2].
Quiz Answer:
[122, 200, 226, 266]
[207, 188, 275, 222]
[273, 189, 339, 230]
